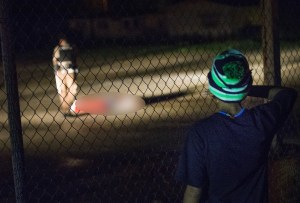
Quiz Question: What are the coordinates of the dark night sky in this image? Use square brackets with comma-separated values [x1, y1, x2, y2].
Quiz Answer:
[14, 0, 263, 19]
[10, 0, 300, 52]
[13, 0, 299, 19]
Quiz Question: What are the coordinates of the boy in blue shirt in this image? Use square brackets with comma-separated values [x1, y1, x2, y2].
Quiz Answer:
[176, 49, 298, 203]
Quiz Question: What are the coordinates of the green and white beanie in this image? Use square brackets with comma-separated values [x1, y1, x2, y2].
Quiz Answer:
[208, 49, 253, 102]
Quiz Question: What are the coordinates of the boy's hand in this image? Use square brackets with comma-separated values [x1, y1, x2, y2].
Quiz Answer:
[183, 185, 202, 203]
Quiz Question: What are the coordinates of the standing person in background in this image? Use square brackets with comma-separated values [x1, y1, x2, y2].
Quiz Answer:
[175, 49, 297, 203]
[53, 34, 79, 116]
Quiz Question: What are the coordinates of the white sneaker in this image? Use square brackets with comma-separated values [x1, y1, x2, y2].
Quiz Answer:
[70, 100, 87, 116]
[70, 100, 79, 113]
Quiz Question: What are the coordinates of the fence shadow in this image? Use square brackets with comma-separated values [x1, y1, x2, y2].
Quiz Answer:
[143, 91, 190, 105]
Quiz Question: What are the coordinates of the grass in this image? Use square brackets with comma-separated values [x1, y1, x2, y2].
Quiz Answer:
[14, 39, 300, 68]
[79, 39, 263, 59]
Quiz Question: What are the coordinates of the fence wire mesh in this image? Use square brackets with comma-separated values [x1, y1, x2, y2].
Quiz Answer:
[0, 0, 299, 202]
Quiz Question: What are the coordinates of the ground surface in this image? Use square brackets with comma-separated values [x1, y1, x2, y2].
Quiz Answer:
[0, 45, 299, 202]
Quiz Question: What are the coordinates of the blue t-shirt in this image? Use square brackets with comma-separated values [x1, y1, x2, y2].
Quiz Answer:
[175, 89, 297, 203]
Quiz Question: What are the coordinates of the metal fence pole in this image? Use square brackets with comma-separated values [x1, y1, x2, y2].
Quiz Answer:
[262, 0, 281, 86]
[0, 0, 26, 202]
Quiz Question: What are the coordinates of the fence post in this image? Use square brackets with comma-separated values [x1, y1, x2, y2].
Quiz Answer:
[0, 0, 26, 202]
[262, 0, 281, 86]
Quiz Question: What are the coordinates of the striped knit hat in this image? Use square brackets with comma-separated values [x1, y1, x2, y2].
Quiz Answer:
[208, 49, 253, 102]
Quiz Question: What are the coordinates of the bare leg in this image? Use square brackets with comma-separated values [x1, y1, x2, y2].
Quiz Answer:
[65, 72, 78, 109]
[55, 70, 69, 113]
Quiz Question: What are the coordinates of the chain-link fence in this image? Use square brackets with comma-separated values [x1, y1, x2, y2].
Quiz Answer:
[1, 0, 299, 202]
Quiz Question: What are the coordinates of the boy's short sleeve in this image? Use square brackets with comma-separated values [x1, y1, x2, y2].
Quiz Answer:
[175, 126, 207, 188]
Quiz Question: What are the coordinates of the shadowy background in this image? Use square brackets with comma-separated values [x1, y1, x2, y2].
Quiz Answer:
[1, 0, 300, 202]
